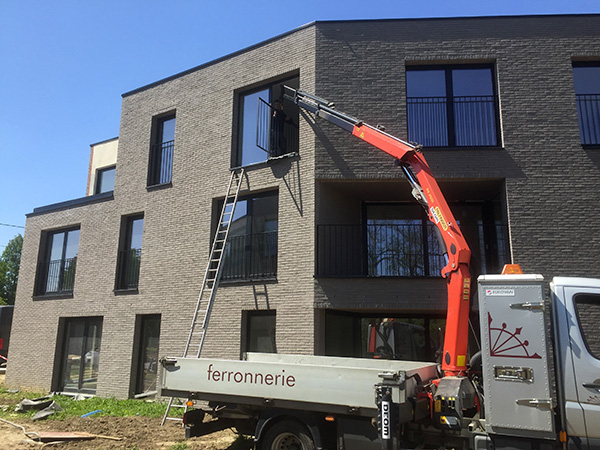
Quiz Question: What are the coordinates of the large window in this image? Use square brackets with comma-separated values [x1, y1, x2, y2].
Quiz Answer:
[317, 200, 508, 278]
[236, 76, 299, 167]
[406, 65, 499, 147]
[573, 62, 600, 146]
[325, 311, 445, 362]
[221, 192, 278, 281]
[57, 317, 102, 394]
[115, 214, 144, 291]
[36, 227, 80, 296]
[148, 113, 175, 186]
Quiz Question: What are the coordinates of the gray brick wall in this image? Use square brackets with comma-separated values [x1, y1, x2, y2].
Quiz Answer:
[7, 15, 600, 397]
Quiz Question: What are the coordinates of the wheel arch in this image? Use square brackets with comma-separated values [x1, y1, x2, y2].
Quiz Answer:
[255, 409, 327, 450]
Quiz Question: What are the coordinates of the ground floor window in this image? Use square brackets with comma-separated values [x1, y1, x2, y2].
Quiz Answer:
[325, 311, 445, 362]
[245, 311, 276, 353]
[58, 317, 103, 394]
[134, 314, 161, 396]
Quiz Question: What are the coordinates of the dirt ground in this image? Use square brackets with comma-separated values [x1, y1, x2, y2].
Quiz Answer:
[0, 373, 253, 450]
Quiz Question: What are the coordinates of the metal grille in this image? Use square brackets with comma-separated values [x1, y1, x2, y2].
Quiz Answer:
[149, 140, 174, 185]
[576, 94, 600, 145]
[116, 249, 141, 290]
[39, 257, 77, 294]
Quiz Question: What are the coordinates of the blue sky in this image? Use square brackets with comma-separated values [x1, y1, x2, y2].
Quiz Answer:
[1, 0, 599, 249]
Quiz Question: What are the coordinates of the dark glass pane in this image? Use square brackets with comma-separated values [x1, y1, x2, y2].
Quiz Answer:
[65, 230, 80, 259]
[129, 218, 144, 250]
[406, 70, 446, 97]
[452, 68, 494, 96]
[575, 295, 600, 360]
[247, 313, 276, 353]
[240, 89, 270, 166]
[81, 320, 102, 392]
[97, 167, 115, 193]
[161, 117, 176, 143]
[61, 320, 85, 391]
[49, 232, 65, 261]
[573, 66, 600, 95]
[137, 315, 160, 394]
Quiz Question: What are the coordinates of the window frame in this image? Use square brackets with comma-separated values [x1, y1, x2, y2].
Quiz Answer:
[572, 61, 600, 147]
[406, 63, 501, 148]
[244, 310, 277, 354]
[573, 293, 600, 361]
[147, 112, 176, 187]
[115, 214, 144, 292]
[219, 191, 278, 282]
[94, 165, 116, 194]
[233, 75, 299, 168]
[35, 226, 80, 297]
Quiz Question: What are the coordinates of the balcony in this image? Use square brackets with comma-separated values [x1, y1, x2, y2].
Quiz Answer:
[576, 94, 600, 145]
[407, 95, 498, 147]
[116, 248, 141, 290]
[37, 257, 77, 295]
[149, 140, 174, 185]
[316, 223, 509, 278]
[222, 231, 277, 281]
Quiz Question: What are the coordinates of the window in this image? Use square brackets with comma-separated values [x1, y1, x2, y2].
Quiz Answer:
[317, 199, 508, 278]
[133, 315, 161, 395]
[574, 294, 600, 360]
[325, 311, 445, 362]
[406, 65, 499, 147]
[36, 227, 80, 295]
[115, 215, 143, 290]
[236, 76, 299, 166]
[57, 317, 102, 394]
[573, 62, 600, 145]
[221, 192, 278, 281]
[95, 166, 116, 194]
[246, 311, 276, 353]
[148, 113, 175, 186]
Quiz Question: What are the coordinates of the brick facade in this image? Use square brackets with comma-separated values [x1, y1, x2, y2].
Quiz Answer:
[6, 15, 600, 397]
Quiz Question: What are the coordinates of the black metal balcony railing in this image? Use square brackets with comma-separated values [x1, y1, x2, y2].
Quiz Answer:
[317, 223, 509, 278]
[116, 248, 141, 290]
[149, 140, 174, 185]
[222, 231, 277, 281]
[38, 257, 77, 294]
[576, 94, 600, 145]
[407, 96, 498, 147]
[257, 98, 299, 157]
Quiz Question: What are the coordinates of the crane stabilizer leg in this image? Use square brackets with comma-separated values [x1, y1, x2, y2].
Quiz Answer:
[283, 85, 472, 376]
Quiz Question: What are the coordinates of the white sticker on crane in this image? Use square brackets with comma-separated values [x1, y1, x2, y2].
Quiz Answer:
[486, 289, 515, 296]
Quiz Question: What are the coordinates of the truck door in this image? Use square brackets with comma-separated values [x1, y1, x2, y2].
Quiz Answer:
[556, 282, 600, 448]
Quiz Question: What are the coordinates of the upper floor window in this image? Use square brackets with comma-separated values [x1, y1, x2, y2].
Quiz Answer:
[235, 76, 299, 167]
[573, 62, 600, 146]
[221, 192, 278, 281]
[95, 166, 116, 194]
[406, 65, 499, 147]
[35, 227, 80, 296]
[115, 214, 144, 291]
[148, 113, 175, 186]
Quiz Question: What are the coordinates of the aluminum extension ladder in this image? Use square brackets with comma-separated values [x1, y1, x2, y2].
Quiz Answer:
[161, 168, 245, 426]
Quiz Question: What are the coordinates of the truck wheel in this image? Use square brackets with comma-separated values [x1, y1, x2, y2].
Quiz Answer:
[261, 419, 316, 450]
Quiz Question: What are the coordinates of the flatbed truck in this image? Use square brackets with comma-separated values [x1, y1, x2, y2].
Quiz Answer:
[159, 89, 600, 449]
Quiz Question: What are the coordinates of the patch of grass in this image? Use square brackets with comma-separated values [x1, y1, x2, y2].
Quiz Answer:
[0, 387, 182, 421]
[167, 443, 189, 450]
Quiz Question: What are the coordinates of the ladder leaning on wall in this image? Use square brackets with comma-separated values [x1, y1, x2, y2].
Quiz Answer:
[161, 168, 245, 426]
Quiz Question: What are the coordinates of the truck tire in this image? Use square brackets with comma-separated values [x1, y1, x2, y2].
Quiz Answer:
[260, 419, 316, 450]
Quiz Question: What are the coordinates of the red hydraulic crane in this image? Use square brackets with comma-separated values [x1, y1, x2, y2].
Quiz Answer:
[284, 87, 472, 376]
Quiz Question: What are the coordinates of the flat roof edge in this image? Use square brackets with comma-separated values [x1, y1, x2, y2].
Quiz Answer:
[27, 191, 114, 218]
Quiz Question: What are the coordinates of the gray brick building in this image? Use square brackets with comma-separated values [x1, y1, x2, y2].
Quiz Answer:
[6, 14, 600, 398]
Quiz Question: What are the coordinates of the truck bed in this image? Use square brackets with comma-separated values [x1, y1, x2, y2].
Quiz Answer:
[160, 353, 438, 416]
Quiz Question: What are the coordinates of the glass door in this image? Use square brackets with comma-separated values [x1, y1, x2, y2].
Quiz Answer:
[59, 317, 102, 394]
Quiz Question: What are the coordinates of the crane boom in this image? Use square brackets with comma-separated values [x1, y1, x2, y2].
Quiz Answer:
[284, 87, 472, 376]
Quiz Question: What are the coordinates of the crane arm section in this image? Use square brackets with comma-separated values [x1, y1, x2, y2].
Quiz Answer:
[285, 87, 472, 376]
